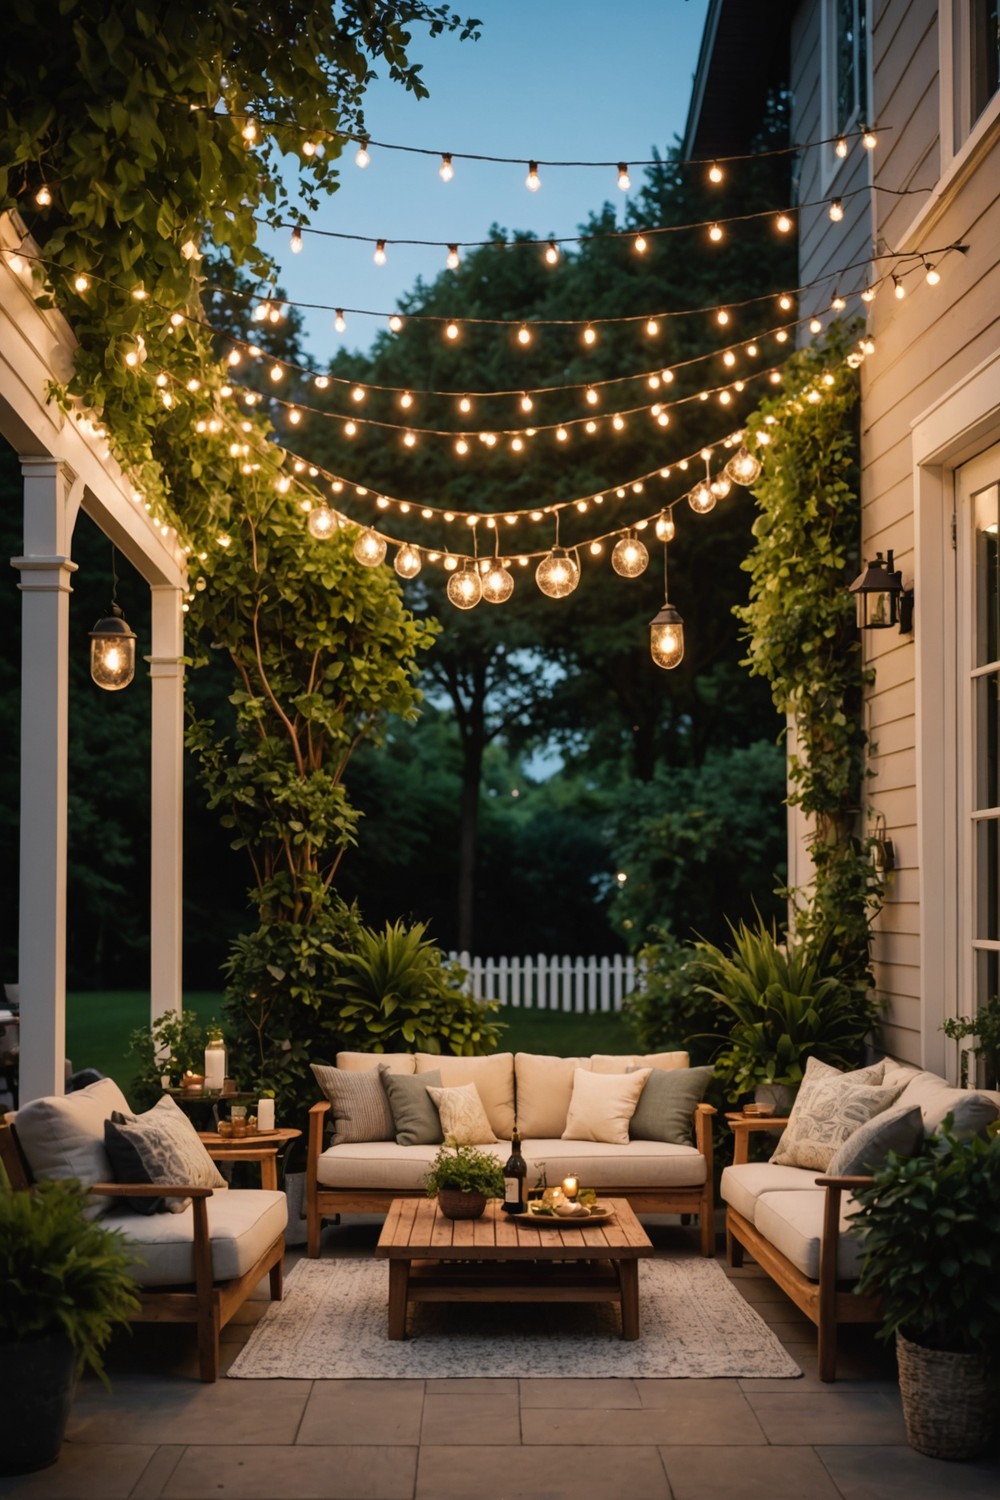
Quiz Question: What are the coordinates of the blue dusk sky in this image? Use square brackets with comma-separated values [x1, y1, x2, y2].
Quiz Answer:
[257, 0, 711, 364]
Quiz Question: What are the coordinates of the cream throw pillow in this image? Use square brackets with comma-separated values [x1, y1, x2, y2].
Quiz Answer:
[561, 1067, 651, 1145]
[772, 1057, 903, 1171]
[427, 1083, 498, 1144]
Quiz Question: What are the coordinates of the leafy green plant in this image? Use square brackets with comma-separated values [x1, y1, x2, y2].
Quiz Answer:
[334, 918, 503, 1055]
[0, 1181, 139, 1382]
[126, 1007, 218, 1111]
[737, 332, 883, 987]
[424, 1140, 505, 1199]
[623, 928, 718, 1062]
[696, 916, 880, 1096]
[852, 1125, 1000, 1362]
[941, 996, 1000, 1089]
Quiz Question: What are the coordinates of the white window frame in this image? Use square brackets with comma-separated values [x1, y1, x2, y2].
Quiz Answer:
[913, 351, 1000, 1078]
[820, 0, 872, 186]
[940, 0, 1000, 169]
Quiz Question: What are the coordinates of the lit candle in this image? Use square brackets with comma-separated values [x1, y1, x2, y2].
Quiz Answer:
[561, 1176, 579, 1200]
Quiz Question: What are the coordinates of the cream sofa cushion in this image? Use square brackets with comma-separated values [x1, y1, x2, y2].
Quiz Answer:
[562, 1067, 650, 1145]
[335, 1051, 416, 1075]
[102, 1188, 287, 1286]
[12, 1076, 132, 1216]
[590, 1051, 689, 1073]
[316, 1141, 505, 1192]
[720, 1161, 824, 1224]
[514, 1054, 591, 1137]
[753, 1188, 867, 1281]
[894, 1070, 1000, 1133]
[414, 1053, 515, 1139]
[521, 1138, 706, 1189]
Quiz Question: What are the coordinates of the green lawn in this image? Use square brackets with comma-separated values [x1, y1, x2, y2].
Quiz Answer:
[67, 992, 638, 1093]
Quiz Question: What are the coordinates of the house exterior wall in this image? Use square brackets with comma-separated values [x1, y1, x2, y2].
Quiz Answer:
[790, 1, 1000, 1070]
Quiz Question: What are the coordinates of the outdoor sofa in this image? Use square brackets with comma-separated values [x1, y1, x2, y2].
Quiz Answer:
[720, 1057, 1000, 1381]
[0, 1076, 287, 1381]
[307, 1049, 716, 1257]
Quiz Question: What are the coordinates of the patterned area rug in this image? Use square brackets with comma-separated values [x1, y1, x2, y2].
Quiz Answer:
[229, 1256, 801, 1380]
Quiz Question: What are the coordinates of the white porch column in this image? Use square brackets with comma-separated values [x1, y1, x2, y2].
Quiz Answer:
[11, 457, 81, 1101]
[148, 584, 185, 1024]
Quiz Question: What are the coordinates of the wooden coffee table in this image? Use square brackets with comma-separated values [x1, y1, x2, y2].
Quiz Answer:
[374, 1197, 653, 1341]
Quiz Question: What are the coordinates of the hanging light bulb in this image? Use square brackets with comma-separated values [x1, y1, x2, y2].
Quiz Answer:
[829, 198, 844, 222]
[519, 392, 533, 413]
[447, 564, 483, 609]
[73, 274, 89, 293]
[776, 212, 793, 233]
[353, 528, 386, 567]
[439, 152, 454, 182]
[544, 240, 560, 266]
[617, 162, 631, 191]
[334, 309, 346, 333]
[835, 135, 848, 158]
[585, 386, 599, 406]
[355, 140, 371, 168]
[809, 317, 823, 333]
[373, 240, 387, 265]
[831, 292, 847, 310]
[582, 324, 597, 346]
[517, 324, 533, 346]
[861, 125, 877, 150]
[655, 510, 676, 543]
[535, 547, 580, 598]
[708, 222, 723, 242]
[650, 544, 684, 670]
[35, 184, 53, 207]
[634, 232, 648, 254]
[458, 395, 472, 414]
[446, 244, 460, 270]
[482, 560, 515, 603]
[525, 160, 541, 192]
[308, 503, 337, 540]
[389, 313, 404, 332]
[394, 544, 422, 579]
[645, 317, 659, 337]
[710, 473, 732, 499]
[611, 531, 649, 578]
[445, 320, 460, 340]
[689, 479, 716, 514]
[89, 549, 136, 691]
[290, 225, 303, 252]
[925, 262, 941, 285]
[724, 446, 762, 485]
[708, 160, 724, 184]
[892, 274, 906, 299]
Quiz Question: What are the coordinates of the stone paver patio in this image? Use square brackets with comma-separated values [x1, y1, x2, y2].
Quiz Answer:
[2, 1219, 997, 1500]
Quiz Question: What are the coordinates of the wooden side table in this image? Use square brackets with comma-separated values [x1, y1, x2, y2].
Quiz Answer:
[197, 1127, 301, 1190]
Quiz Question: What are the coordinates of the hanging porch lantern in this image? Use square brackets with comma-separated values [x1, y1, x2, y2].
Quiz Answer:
[89, 550, 136, 690]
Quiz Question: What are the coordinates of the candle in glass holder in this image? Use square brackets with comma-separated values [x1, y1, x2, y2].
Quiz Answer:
[561, 1175, 579, 1200]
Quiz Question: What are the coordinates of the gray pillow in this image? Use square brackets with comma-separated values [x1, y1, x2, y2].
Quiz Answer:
[310, 1064, 395, 1146]
[104, 1095, 226, 1214]
[380, 1067, 443, 1146]
[826, 1104, 924, 1176]
[947, 1093, 1000, 1138]
[627, 1065, 714, 1145]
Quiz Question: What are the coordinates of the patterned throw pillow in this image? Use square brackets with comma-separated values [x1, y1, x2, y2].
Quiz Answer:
[310, 1063, 395, 1145]
[772, 1058, 904, 1172]
[104, 1094, 227, 1214]
[426, 1083, 498, 1144]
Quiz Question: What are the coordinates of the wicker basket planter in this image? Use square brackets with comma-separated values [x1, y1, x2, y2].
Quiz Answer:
[896, 1333, 998, 1460]
[436, 1189, 488, 1220]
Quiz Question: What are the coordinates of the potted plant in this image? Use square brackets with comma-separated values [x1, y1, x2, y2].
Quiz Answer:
[0, 1179, 139, 1473]
[851, 1122, 1000, 1459]
[696, 917, 880, 1112]
[424, 1139, 505, 1220]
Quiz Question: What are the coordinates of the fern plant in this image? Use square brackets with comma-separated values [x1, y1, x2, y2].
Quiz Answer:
[0, 1181, 138, 1383]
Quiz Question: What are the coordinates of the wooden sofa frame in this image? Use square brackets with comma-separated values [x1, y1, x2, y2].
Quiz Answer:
[307, 1098, 717, 1259]
[725, 1115, 879, 1381]
[0, 1118, 284, 1382]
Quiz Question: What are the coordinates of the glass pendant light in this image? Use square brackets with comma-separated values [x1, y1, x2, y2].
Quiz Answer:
[89, 547, 136, 691]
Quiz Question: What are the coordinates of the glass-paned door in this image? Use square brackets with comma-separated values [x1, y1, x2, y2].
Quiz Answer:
[958, 448, 1000, 1087]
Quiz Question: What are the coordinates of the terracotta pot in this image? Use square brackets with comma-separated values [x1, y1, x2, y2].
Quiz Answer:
[437, 1188, 488, 1220]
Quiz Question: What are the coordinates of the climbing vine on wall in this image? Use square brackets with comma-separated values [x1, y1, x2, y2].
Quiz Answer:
[736, 329, 883, 986]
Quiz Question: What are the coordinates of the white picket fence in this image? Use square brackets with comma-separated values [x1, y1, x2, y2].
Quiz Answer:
[450, 952, 638, 1013]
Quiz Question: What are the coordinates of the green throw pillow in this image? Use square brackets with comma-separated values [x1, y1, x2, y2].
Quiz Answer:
[627, 1065, 714, 1145]
[380, 1067, 444, 1146]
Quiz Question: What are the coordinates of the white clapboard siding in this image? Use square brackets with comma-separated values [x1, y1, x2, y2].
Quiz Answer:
[450, 952, 637, 1013]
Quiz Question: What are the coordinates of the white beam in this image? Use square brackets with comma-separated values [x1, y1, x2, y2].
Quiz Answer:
[12, 458, 80, 1099]
[148, 586, 186, 1023]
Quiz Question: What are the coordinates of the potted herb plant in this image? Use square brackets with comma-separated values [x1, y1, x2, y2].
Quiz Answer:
[696, 917, 880, 1112]
[0, 1179, 139, 1473]
[424, 1139, 505, 1220]
[851, 1122, 1000, 1459]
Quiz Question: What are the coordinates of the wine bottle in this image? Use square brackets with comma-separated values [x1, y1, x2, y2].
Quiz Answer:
[502, 1126, 527, 1213]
